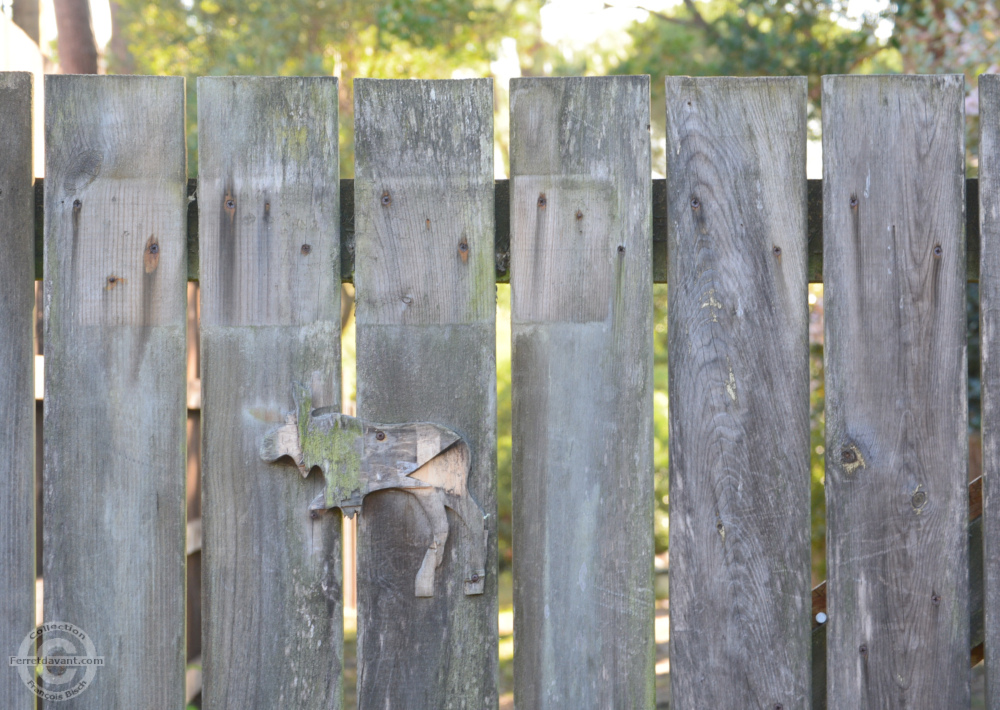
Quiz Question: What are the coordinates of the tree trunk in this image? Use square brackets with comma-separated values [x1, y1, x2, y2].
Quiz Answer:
[53, 0, 99, 74]
[12, 0, 40, 45]
[107, 1, 135, 74]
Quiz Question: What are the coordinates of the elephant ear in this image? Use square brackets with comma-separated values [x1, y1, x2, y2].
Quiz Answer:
[260, 416, 307, 476]
[259, 381, 313, 475]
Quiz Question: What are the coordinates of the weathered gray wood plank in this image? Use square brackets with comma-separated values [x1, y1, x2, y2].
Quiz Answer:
[198, 77, 343, 710]
[353, 78, 497, 708]
[979, 72, 1000, 707]
[0, 71, 36, 710]
[43, 75, 187, 708]
[665, 76, 811, 709]
[509, 76, 654, 709]
[823, 74, 968, 708]
[811, 477, 986, 709]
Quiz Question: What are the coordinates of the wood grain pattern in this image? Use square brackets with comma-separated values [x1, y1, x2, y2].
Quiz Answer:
[353, 78, 497, 709]
[43, 75, 187, 709]
[979, 72, 1000, 708]
[198, 77, 343, 710]
[665, 77, 811, 709]
[823, 74, 968, 708]
[0, 71, 36, 710]
[509, 76, 654, 709]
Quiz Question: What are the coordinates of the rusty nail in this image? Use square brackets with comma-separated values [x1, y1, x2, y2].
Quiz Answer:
[375, 430, 385, 441]
[690, 198, 700, 209]
[381, 192, 391, 206]
[310, 510, 319, 520]
[933, 245, 943, 257]
[850, 196, 858, 208]
[538, 194, 547, 208]
[107, 276, 117, 284]
[575, 210, 583, 220]
[773, 246, 781, 256]
[149, 243, 159, 254]
[459, 242, 469, 253]
[932, 593, 941, 606]
[73, 199, 82, 210]
[264, 202, 270, 212]
[617, 245, 626, 254]
[841, 449, 857, 464]
[226, 199, 235, 209]
[301, 244, 312, 255]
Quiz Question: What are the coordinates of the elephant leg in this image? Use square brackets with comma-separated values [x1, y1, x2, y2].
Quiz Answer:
[446, 492, 488, 595]
[411, 489, 449, 597]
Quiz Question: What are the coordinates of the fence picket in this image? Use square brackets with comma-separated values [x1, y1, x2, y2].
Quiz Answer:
[353, 78, 498, 708]
[980, 72, 1000, 707]
[823, 75, 969, 707]
[197, 77, 343, 709]
[665, 77, 811, 708]
[43, 75, 187, 708]
[0, 72, 35, 710]
[509, 76, 654, 708]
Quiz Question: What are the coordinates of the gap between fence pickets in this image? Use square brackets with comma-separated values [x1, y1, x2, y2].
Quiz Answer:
[28, 178, 984, 284]
[811, 475, 985, 665]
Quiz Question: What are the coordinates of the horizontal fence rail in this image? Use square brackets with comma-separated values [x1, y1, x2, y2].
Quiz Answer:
[2, 70, 998, 710]
[28, 177, 985, 283]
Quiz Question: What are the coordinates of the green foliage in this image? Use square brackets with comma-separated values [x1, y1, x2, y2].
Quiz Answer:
[497, 286, 513, 569]
[619, 0, 879, 99]
[111, 0, 542, 173]
[653, 285, 669, 553]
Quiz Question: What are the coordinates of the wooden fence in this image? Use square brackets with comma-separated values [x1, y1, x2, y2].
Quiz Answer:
[1, 70, 998, 709]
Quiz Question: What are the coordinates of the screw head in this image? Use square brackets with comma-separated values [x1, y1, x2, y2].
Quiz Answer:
[381, 192, 391, 206]
[841, 449, 857, 464]
[226, 199, 235, 209]
[149, 243, 159, 254]
[375, 430, 385, 441]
